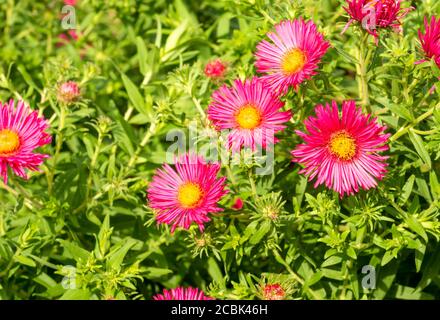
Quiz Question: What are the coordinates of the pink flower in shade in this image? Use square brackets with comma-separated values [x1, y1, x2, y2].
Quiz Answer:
[204, 59, 227, 80]
[342, 0, 412, 43]
[207, 77, 291, 152]
[147, 153, 228, 233]
[262, 284, 286, 300]
[64, 0, 77, 5]
[0, 100, 52, 184]
[57, 81, 81, 103]
[231, 197, 243, 210]
[255, 19, 330, 94]
[56, 30, 79, 47]
[153, 287, 213, 300]
[417, 16, 440, 68]
[292, 101, 390, 197]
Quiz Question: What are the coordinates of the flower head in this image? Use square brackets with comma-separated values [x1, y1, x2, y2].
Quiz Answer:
[255, 19, 330, 94]
[153, 287, 213, 300]
[417, 16, 440, 68]
[207, 77, 291, 152]
[57, 81, 81, 103]
[147, 153, 228, 232]
[0, 100, 52, 184]
[56, 30, 79, 47]
[204, 59, 227, 80]
[262, 283, 286, 300]
[292, 100, 390, 197]
[343, 0, 412, 43]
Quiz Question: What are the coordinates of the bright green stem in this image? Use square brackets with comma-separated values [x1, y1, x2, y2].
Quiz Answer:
[126, 120, 159, 172]
[272, 248, 321, 300]
[248, 169, 258, 201]
[85, 131, 104, 203]
[390, 102, 439, 142]
[48, 105, 67, 196]
[356, 33, 372, 113]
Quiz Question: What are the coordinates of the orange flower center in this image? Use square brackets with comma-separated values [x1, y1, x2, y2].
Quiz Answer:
[178, 182, 204, 208]
[235, 105, 262, 129]
[281, 48, 306, 75]
[329, 131, 357, 161]
[0, 129, 20, 156]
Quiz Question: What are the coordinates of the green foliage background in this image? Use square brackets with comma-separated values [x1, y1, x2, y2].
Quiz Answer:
[0, 0, 439, 300]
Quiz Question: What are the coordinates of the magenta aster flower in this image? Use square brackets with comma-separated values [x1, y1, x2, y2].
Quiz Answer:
[0, 100, 52, 184]
[204, 59, 227, 80]
[292, 100, 390, 197]
[153, 287, 213, 300]
[255, 19, 330, 94]
[417, 16, 440, 68]
[343, 0, 412, 43]
[147, 153, 228, 232]
[207, 77, 291, 152]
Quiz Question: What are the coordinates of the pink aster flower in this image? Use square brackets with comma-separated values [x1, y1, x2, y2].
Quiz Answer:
[207, 77, 291, 152]
[255, 19, 330, 94]
[292, 100, 390, 197]
[204, 59, 227, 80]
[0, 100, 52, 184]
[147, 153, 228, 232]
[57, 81, 81, 103]
[56, 30, 79, 47]
[417, 16, 440, 68]
[342, 0, 412, 43]
[153, 287, 213, 300]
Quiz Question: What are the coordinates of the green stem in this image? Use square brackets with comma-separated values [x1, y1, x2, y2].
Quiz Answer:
[126, 120, 159, 172]
[248, 169, 258, 201]
[390, 102, 439, 142]
[357, 33, 371, 113]
[48, 104, 67, 196]
[85, 131, 104, 203]
[272, 248, 321, 300]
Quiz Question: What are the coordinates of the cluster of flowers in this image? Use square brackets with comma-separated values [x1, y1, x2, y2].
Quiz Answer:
[0, 0, 438, 300]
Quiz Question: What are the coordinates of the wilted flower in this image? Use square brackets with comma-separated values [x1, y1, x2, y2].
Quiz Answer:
[207, 77, 291, 152]
[147, 153, 228, 232]
[0, 100, 52, 184]
[255, 19, 330, 94]
[153, 287, 213, 300]
[292, 100, 390, 197]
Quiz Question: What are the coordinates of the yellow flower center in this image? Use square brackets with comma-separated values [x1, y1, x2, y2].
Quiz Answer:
[329, 131, 357, 161]
[0, 129, 20, 156]
[177, 182, 204, 208]
[281, 48, 306, 75]
[235, 105, 262, 130]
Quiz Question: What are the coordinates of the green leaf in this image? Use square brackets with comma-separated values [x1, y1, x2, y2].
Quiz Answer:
[106, 238, 137, 270]
[249, 221, 271, 245]
[15, 255, 36, 267]
[59, 240, 90, 262]
[121, 73, 152, 118]
[59, 289, 91, 300]
[374, 260, 400, 299]
[207, 257, 224, 285]
[408, 130, 431, 169]
[405, 214, 428, 242]
[399, 174, 415, 205]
